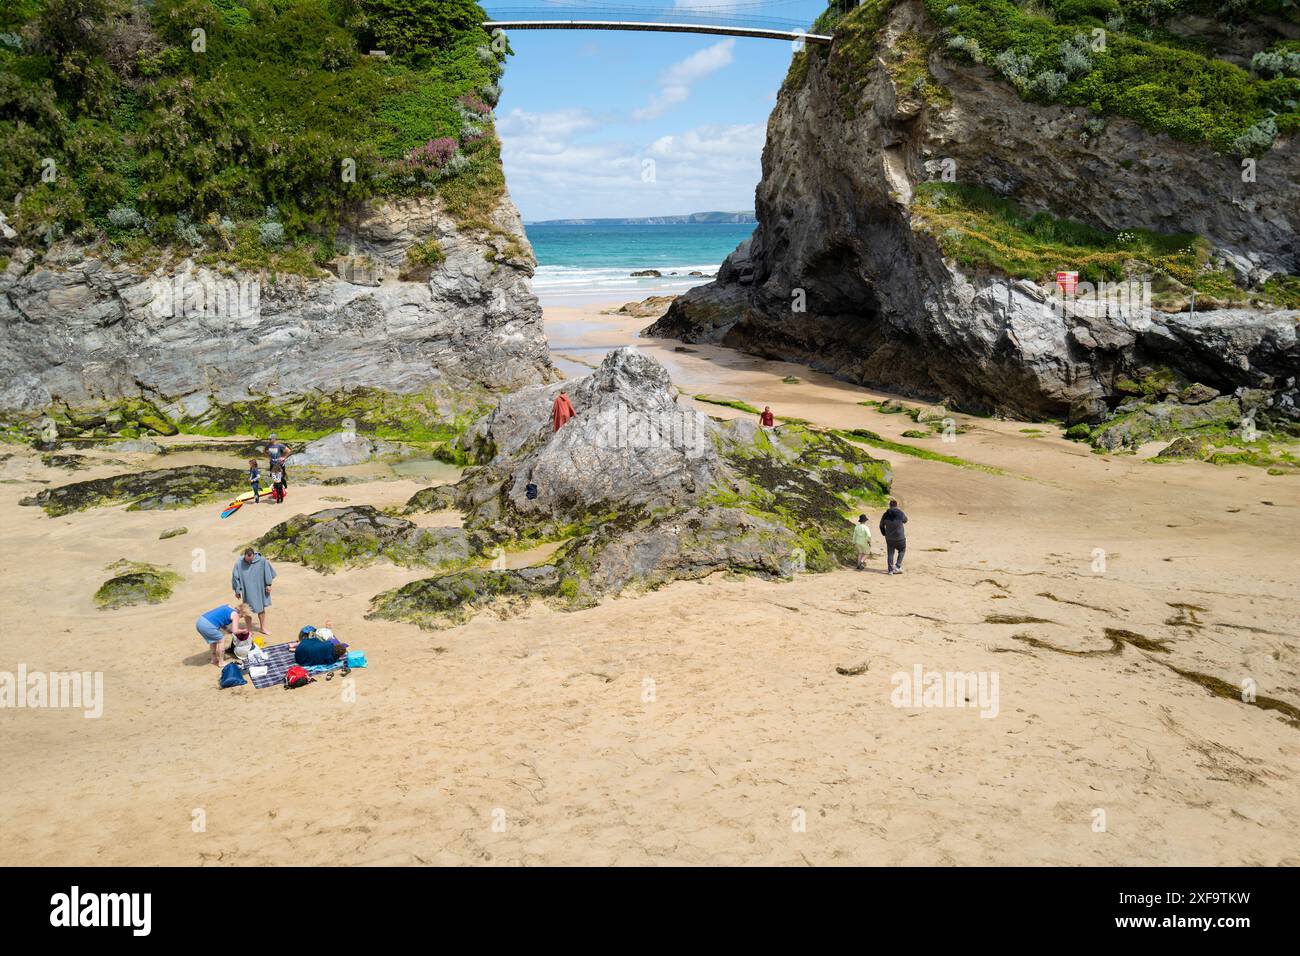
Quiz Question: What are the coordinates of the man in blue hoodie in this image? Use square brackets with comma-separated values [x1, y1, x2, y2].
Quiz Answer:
[879, 500, 908, 575]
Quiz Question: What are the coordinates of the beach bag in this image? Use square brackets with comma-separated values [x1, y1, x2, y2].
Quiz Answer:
[283, 665, 314, 689]
[219, 663, 247, 688]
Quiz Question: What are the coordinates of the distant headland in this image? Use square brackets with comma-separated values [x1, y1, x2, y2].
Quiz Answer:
[527, 211, 757, 226]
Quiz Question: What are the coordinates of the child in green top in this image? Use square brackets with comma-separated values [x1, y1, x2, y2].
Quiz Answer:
[853, 515, 873, 570]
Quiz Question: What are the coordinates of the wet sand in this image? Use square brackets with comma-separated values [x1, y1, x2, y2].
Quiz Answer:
[0, 301, 1297, 866]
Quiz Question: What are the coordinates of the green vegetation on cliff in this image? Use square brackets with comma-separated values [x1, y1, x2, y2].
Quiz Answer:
[1, 0, 504, 265]
[939, 0, 1300, 152]
[911, 182, 1300, 307]
[808, 0, 1298, 153]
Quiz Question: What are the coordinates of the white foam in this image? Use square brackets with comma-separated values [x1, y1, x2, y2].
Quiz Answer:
[530, 264, 721, 306]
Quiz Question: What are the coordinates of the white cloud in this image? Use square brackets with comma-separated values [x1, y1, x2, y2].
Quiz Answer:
[498, 109, 766, 219]
[496, 107, 602, 147]
[632, 39, 735, 122]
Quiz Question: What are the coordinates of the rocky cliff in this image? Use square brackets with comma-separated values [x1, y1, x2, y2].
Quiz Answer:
[0, 0, 551, 444]
[651, 0, 1300, 444]
[0, 193, 552, 439]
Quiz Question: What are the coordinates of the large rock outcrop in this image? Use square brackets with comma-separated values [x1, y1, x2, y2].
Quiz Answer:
[650, 0, 1299, 432]
[368, 348, 893, 627]
[0, 193, 554, 431]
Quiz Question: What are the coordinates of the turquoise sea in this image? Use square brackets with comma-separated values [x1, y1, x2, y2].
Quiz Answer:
[524, 222, 755, 306]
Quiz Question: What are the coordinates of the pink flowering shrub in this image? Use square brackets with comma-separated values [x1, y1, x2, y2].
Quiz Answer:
[402, 137, 458, 174]
[457, 94, 491, 115]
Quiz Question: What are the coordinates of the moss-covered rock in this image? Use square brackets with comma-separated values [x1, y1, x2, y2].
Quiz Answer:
[1115, 366, 1184, 399]
[402, 485, 459, 514]
[94, 560, 181, 610]
[158, 440, 269, 458]
[20, 466, 247, 517]
[369, 566, 559, 629]
[1179, 383, 1221, 405]
[718, 424, 893, 570]
[1153, 436, 1213, 461]
[1088, 395, 1246, 451]
[180, 387, 485, 444]
[40, 453, 91, 470]
[50, 399, 181, 440]
[3, 386, 488, 450]
[254, 505, 473, 573]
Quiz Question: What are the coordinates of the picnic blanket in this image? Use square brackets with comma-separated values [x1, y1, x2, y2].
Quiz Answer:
[247, 642, 296, 689]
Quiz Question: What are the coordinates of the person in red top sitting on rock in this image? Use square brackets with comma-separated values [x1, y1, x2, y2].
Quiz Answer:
[759, 406, 775, 427]
[551, 391, 576, 432]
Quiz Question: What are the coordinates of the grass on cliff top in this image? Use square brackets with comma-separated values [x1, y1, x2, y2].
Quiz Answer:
[804, 0, 1297, 153]
[911, 182, 1300, 307]
[931, 0, 1298, 153]
[1, 0, 506, 268]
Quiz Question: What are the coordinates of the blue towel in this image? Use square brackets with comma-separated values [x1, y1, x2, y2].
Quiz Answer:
[305, 661, 347, 675]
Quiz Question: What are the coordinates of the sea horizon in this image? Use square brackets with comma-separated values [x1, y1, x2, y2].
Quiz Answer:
[524, 221, 754, 307]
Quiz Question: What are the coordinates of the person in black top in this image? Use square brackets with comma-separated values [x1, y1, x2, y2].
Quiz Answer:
[266, 433, 291, 487]
[879, 499, 908, 575]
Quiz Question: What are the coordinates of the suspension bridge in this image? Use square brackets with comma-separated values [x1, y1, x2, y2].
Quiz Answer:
[481, 2, 853, 45]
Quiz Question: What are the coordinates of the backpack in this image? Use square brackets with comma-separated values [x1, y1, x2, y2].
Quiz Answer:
[283, 665, 314, 689]
[525, 482, 538, 500]
[219, 663, 247, 688]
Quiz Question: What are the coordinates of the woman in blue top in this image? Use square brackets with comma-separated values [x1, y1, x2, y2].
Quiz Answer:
[196, 603, 243, 666]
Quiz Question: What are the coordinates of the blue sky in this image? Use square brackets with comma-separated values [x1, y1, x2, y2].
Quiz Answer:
[481, 1, 829, 221]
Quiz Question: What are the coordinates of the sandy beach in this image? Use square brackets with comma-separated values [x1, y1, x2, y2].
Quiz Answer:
[1, 299, 1297, 866]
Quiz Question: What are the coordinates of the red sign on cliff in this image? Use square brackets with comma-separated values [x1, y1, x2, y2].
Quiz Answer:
[1056, 271, 1079, 294]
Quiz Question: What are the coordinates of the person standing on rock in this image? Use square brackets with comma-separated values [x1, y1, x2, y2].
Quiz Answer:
[853, 514, 873, 570]
[551, 391, 576, 432]
[760, 406, 775, 428]
[880, 500, 908, 575]
[232, 548, 277, 633]
[265, 433, 292, 487]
